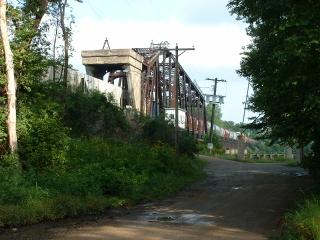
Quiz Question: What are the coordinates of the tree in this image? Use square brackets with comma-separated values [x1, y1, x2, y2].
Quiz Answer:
[206, 103, 223, 127]
[52, 0, 81, 87]
[57, 0, 69, 88]
[228, 1, 320, 167]
[0, 0, 17, 153]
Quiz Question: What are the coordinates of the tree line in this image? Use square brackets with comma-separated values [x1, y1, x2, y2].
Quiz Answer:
[228, 0, 320, 172]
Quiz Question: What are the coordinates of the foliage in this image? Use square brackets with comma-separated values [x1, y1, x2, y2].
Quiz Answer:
[178, 131, 199, 157]
[0, 3, 51, 153]
[206, 103, 224, 127]
[142, 116, 199, 156]
[0, 0, 205, 228]
[198, 133, 223, 156]
[228, 0, 320, 175]
[18, 109, 70, 173]
[248, 139, 288, 154]
[64, 89, 128, 138]
[280, 195, 320, 240]
[142, 116, 175, 144]
[0, 138, 205, 226]
[7, 4, 50, 92]
[223, 120, 242, 132]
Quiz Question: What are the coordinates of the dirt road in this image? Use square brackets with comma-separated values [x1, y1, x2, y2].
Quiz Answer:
[1, 157, 312, 240]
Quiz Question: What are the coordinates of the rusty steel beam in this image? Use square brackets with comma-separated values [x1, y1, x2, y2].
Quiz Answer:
[133, 48, 207, 136]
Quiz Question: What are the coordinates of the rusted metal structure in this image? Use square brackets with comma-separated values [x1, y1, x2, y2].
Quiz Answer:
[81, 47, 207, 137]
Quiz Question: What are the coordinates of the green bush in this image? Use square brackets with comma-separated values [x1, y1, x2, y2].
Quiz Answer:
[18, 111, 70, 173]
[198, 133, 223, 156]
[142, 116, 175, 144]
[64, 89, 128, 138]
[302, 141, 320, 179]
[0, 137, 205, 226]
[178, 131, 199, 157]
[0, 80, 205, 227]
[142, 116, 198, 156]
[36, 137, 204, 202]
[281, 196, 320, 240]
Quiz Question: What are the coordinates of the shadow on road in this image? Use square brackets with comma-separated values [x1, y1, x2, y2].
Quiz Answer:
[0, 157, 313, 240]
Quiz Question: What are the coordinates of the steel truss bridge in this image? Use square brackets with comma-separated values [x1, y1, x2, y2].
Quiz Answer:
[81, 47, 255, 152]
[82, 47, 206, 137]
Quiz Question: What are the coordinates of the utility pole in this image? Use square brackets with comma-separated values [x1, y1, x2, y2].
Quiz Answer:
[206, 78, 226, 143]
[167, 44, 195, 154]
[238, 80, 250, 160]
[242, 80, 250, 123]
[174, 45, 179, 154]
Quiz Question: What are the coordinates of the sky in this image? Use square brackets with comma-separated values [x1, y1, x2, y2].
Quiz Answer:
[68, 0, 256, 123]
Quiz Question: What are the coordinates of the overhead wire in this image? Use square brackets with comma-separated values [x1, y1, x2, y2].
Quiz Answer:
[84, 1, 105, 20]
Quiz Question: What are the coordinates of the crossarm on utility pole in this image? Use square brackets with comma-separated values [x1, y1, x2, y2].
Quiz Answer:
[206, 78, 226, 143]
[169, 44, 195, 155]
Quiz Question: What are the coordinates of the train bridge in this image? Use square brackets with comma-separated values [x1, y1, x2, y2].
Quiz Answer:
[79, 45, 256, 154]
[81, 47, 206, 137]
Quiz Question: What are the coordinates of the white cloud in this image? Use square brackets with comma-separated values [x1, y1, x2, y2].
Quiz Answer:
[71, 17, 249, 71]
[70, 16, 255, 123]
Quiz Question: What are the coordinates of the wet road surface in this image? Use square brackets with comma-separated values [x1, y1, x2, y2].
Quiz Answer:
[0, 157, 312, 240]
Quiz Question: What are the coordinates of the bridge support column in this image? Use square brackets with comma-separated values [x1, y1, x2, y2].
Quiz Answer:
[237, 140, 246, 160]
[81, 49, 143, 111]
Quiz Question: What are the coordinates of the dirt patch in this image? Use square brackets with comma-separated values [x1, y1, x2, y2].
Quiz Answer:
[0, 157, 313, 240]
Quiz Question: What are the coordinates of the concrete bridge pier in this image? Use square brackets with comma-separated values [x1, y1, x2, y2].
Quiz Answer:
[81, 49, 144, 111]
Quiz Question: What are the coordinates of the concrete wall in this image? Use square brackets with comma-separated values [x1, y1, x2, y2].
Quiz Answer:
[81, 49, 144, 112]
[46, 66, 123, 106]
[127, 65, 142, 111]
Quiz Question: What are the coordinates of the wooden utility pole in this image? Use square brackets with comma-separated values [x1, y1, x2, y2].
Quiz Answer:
[206, 78, 226, 143]
[168, 44, 195, 154]
[0, 0, 17, 153]
[174, 45, 179, 154]
[238, 80, 250, 160]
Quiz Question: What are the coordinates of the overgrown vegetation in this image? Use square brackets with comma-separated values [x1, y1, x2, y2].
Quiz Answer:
[228, 1, 320, 239]
[0, 84, 204, 227]
[0, 1, 204, 227]
[279, 195, 320, 240]
[198, 133, 223, 156]
[222, 155, 299, 166]
[228, 0, 320, 174]
[142, 116, 199, 157]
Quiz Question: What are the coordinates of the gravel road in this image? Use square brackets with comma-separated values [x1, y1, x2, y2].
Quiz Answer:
[0, 156, 312, 240]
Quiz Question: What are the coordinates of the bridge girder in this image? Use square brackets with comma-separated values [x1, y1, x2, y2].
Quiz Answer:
[134, 48, 207, 137]
[81, 48, 207, 137]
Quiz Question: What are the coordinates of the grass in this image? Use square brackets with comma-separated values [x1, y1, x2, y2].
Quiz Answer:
[0, 138, 206, 227]
[279, 195, 320, 240]
[213, 153, 300, 166]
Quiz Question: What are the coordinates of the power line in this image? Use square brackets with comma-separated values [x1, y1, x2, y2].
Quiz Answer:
[84, 1, 105, 20]
[206, 78, 227, 143]
[242, 80, 250, 124]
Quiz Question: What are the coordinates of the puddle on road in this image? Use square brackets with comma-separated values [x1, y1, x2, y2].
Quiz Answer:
[157, 216, 175, 222]
[138, 211, 215, 226]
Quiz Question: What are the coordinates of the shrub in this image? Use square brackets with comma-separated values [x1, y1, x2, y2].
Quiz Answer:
[142, 116, 175, 145]
[64, 89, 128, 138]
[178, 131, 199, 157]
[18, 109, 70, 173]
[142, 116, 198, 156]
[281, 196, 320, 240]
[197, 133, 223, 156]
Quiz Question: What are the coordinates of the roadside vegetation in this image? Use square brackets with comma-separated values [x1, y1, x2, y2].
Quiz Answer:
[228, 0, 320, 239]
[279, 195, 320, 240]
[0, 1, 204, 227]
[0, 84, 205, 227]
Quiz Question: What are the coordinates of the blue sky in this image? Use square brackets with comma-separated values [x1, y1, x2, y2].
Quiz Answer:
[69, 0, 255, 123]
